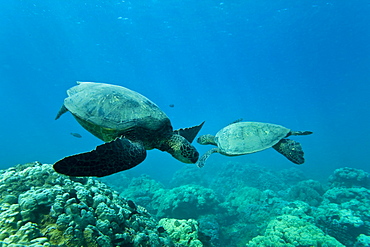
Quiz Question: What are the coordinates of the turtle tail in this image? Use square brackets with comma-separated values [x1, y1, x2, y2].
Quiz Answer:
[196, 148, 219, 168]
[55, 104, 69, 120]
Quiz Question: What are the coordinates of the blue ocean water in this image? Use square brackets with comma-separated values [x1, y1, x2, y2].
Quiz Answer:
[0, 1, 369, 182]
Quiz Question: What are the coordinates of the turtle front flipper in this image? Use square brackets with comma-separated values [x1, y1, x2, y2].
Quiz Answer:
[196, 148, 220, 168]
[53, 138, 146, 177]
[272, 139, 305, 164]
[197, 134, 217, 146]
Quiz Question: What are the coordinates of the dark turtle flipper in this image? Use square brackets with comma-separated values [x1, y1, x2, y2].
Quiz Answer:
[272, 139, 305, 165]
[175, 121, 205, 143]
[53, 138, 146, 177]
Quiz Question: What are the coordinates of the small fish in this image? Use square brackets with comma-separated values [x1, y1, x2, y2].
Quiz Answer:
[70, 132, 82, 138]
[127, 200, 139, 219]
[169, 104, 174, 108]
[127, 200, 137, 210]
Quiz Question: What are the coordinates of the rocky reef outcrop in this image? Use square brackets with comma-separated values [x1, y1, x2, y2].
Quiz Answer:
[110, 163, 370, 246]
[0, 162, 175, 246]
[247, 215, 344, 246]
[2, 161, 369, 247]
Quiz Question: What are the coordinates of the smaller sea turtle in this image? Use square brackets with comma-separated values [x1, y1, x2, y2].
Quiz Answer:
[197, 121, 312, 167]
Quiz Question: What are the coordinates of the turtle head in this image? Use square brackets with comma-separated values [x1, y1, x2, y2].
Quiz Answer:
[197, 134, 217, 146]
[161, 134, 199, 163]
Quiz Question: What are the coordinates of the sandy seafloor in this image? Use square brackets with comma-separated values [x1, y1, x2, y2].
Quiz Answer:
[0, 160, 369, 246]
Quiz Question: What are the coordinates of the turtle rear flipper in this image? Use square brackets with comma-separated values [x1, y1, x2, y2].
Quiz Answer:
[175, 121, 205, 143]
[290, 130, 313, 136]
[55, 104, 69, 120]
[272, 139, 305, 164]
[53, 138, 146, 177]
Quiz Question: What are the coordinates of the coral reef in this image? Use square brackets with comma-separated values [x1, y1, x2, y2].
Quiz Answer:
[0, 162, 174, 246]
[220, 186, 285, 224]
[98, 172, 132, 192]
[208, 162, 288, 196]
[107, 174, 220, 220]
[197, 215, 220, 247]
[153, 185, 220, 219]
[280, 200, 313, 221]
[224, 186, 262, 212]
[6, 161, 367, 246]
[314, 186, 370, 246]
[328, 167, 370, 189]
[119, 174, 165, 214]
[159, 218, 203, 247]
[219, 187, 288, 246]
[247, 215, 345, 247]
[106, 164, 370, 246]
[287, 179, 325, 206]
[355, 234, 370, 247]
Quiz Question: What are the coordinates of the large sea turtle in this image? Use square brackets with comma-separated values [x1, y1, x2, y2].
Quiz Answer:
[196, 121, 312, 167]
[53, 82, 204, 177]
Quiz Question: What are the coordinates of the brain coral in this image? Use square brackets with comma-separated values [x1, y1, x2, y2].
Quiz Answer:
[0, 162, 174, 246]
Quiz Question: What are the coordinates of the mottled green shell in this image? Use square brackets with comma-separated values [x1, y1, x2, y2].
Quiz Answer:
[64, 82, 171, 142]
[215, 122, 290, 155]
